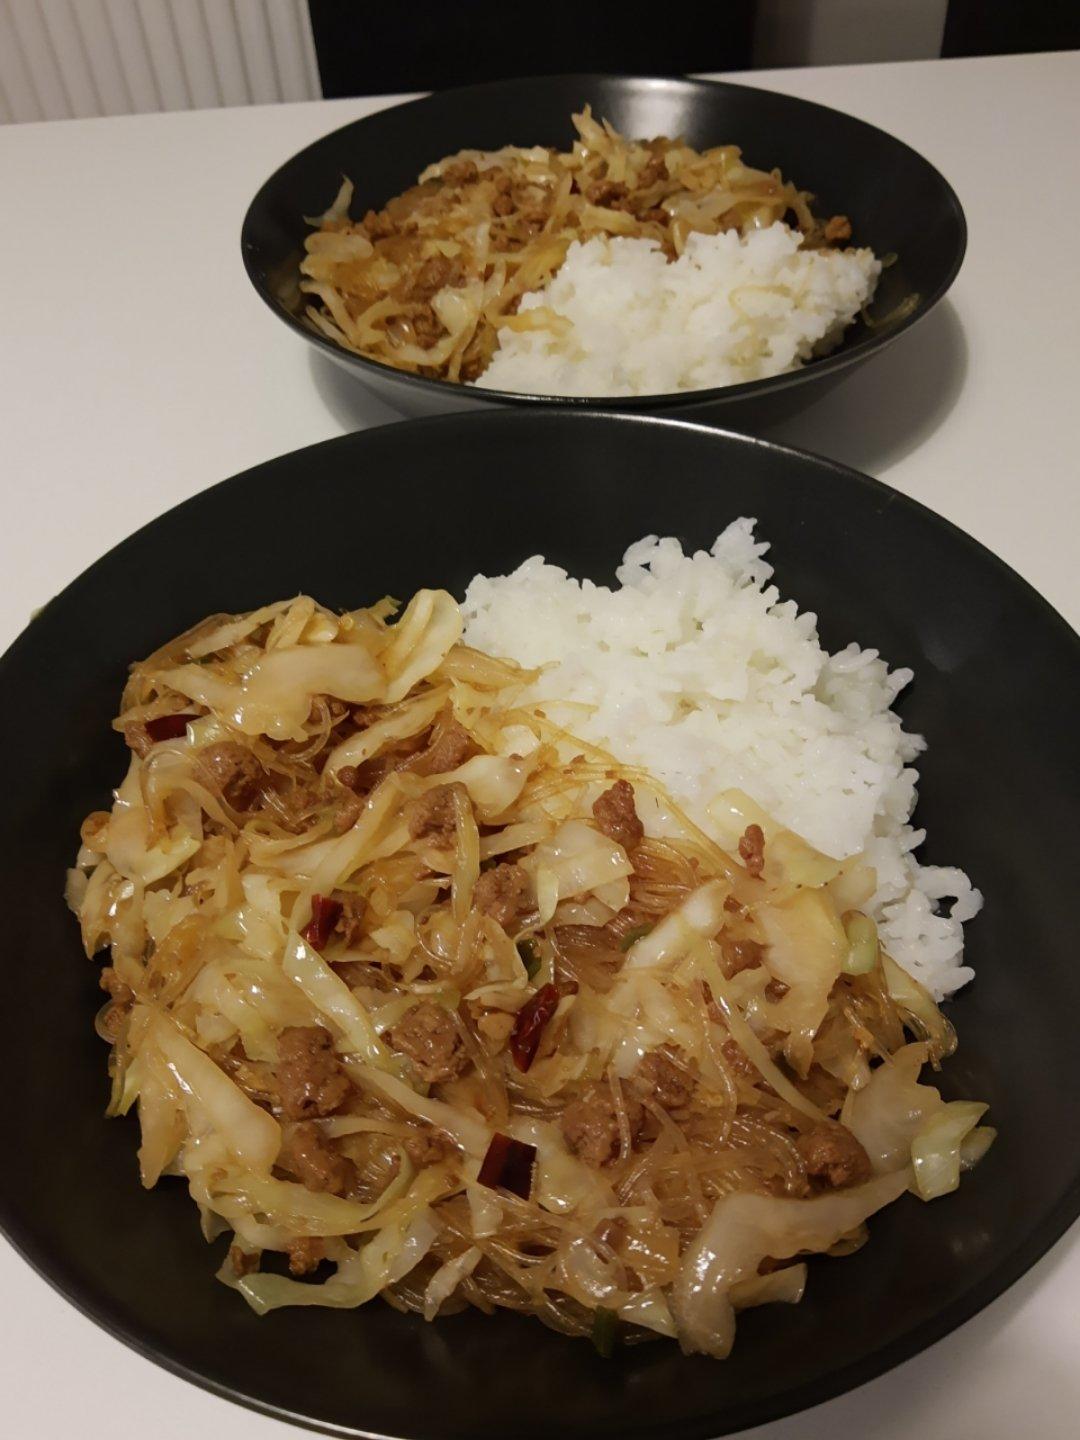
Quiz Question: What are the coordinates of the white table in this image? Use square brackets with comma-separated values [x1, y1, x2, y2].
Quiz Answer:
[1, 50, 1078, 1440]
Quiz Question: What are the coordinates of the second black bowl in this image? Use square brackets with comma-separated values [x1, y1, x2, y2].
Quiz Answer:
[241, 73, 967, 421]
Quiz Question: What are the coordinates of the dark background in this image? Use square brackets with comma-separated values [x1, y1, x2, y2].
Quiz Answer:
[308, 0, 1080, 97]
[942, 0, 1080, 57]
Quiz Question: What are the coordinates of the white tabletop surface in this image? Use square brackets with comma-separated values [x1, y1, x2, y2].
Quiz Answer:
[1, 49, 1078, 1440]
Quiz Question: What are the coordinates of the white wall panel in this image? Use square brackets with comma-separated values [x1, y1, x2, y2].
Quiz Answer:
[101, 0, 164, 111]
[0, 0, 321, 123]
[200, 0, 254, 107]
[4, 0, 72, 120]
[39, 0, 104, 116]
[0, 3, 45, 121]
[74, 0, 137, 114]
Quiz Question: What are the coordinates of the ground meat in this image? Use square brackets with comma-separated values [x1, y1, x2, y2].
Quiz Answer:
[286, 1236, 326, 1276]
[279, 1121, 356, 1195]
[585, 178, 629, 207]
[593, 1216, 628, 1252]
[361, 208, 396, 240]
[638, 157, 669, 189]
[336, 728, 429, 797]
[592, 779, 644, 851]
[333, 893, 366, 948]
[561, 1082, 644, 1167]
[492, 191, 515, 217]
[350, 704, 381, 729]
[721, 1038, 759, 1079]
[720, 936, 764, 978]
[801, 1063, 848, 1117]
[277, 1025, 351, 1121]
[641, 206, 670, 226]
[410, 305, 446, 348]
[99, 966, 133, 1004]
[197, 741, 266, 811]
[403, 1127, 456, 1167]
[797, 1121, 872, 1188]
[765, 978, 790, 1002]
[123, 723, 154, 759]
[97, 1002, 130, 1043]
[738, 823, 766, 878]
[441, 159, 479, 186]
[228, 1244, 259, 1277]
[630, 1050, 693, 1110]
[387, 1002, 468, 1084]
[473, 862, 530, 930]
[408, 255, 464, 302]
[405, 781, 468, 844]
[409, 713, 473, 776]
[824, 214, 853, 243]
[460, 352, 488, 381]
[332, 789, 365, 834]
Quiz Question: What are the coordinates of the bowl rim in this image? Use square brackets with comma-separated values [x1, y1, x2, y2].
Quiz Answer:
[4, 409, 1078, 1440]
[240, 71, 968, 411]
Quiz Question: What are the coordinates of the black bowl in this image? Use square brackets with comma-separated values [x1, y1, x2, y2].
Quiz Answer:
[2, 413, 1077, 1440]
[241, 74, 967, 423]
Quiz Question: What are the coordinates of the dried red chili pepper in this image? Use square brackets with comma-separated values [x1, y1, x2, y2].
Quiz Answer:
[477, 1132, 537, 1200]
[301, 894, 342, 951]
[144, 713, 193, 743]
[509, 982, 560, 1073]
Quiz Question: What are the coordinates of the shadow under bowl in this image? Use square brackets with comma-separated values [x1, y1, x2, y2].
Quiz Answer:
[241, 73, 966, 422]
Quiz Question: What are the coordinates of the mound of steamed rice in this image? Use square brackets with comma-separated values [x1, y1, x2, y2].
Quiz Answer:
[461, 520, 979, 1000]
[474, 223, 880, 398]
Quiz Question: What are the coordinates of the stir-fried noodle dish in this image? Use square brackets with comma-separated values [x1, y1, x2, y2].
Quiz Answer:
[298, 109, 892, 397]
[69, 528, 991, 1358]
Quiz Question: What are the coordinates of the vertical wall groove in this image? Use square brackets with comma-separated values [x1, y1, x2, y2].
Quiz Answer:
[223, 0, 257, 107]
[0, 0, 322, 123]
[190, 0, 226, 108]
[63, 0, 108, 114]
[0, 0, 47, 121]
[104, 0, 163, 112]
[77, 0, 136, 114]
[7, 0, 73, 119]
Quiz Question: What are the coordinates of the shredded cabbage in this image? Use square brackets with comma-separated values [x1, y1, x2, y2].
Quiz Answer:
[70, 584, 990, 1357]
[912, 1101, 992, 1200]
[298, 109, 858, 385]
[672, 1172, 910, 1357]
[843, 1043, 942, 1173]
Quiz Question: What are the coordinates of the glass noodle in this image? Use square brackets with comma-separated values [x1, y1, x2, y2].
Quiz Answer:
[70, 588, 992, 1357]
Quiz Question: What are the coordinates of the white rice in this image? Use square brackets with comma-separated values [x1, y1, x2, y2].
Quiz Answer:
[461, 520, 979, 999]
[474, 224, 880, 398]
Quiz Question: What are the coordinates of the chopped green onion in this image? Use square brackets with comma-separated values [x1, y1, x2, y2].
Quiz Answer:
[517, 937, 542, 979]
[619, 923, 654, 953]
[591, 1305, 618, 1358]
